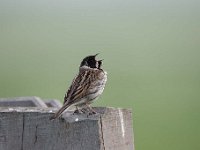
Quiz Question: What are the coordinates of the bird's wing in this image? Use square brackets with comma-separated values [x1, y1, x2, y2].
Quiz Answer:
[64, 68, 101, 105]
[50, 69, 91, 120]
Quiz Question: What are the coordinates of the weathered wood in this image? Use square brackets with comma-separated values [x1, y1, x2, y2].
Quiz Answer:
[95, 108, 134, 150]
[0, 111, 24, 150]
[44, 99, 62, 108]
[0, 107, 134, 150]
[0, 97, 47, 108]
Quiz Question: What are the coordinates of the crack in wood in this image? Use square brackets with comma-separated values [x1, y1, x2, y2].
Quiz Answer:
[100, 115, 105, 150]
[34, 125, 38, 144]
[21, 114, 25, 150]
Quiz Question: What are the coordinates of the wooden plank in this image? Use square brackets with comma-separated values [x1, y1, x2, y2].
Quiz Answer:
[0, 97, 47, 108]
[0, 111, 24, 150]
[44, 99, 62, 108]
[0, 107, 134, 150]
[98, 107, 134, 150]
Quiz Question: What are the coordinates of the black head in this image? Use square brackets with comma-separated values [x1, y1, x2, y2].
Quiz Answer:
[80, 54, 98, 68]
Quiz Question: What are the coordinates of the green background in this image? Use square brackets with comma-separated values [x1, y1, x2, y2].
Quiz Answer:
[0, 0, 200, 149]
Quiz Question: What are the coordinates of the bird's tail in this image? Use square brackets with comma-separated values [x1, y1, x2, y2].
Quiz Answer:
[50, 103, 70, 120]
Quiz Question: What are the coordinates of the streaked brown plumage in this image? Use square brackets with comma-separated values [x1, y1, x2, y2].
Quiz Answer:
[50, 54, 107, 120]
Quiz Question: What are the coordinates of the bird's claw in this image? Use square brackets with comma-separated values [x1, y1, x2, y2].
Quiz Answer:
[73, 109, 82, 115]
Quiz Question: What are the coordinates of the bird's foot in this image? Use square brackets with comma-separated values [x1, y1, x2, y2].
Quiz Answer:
[88, 110, 97, 115]
[73, 109, 82, 115]
[80, 108, 88, 113]
[80, 107, 97, 116]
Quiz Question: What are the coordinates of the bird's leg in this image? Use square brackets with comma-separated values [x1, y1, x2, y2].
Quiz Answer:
[73, 106, 82, 114]
[80, 107, 88, 113]
[86, 104, 97, 115]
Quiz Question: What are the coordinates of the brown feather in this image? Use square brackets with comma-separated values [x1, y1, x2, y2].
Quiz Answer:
[64, 68, 103, 105]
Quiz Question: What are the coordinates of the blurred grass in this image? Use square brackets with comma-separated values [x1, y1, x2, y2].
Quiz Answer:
[0, 0, 200, 150]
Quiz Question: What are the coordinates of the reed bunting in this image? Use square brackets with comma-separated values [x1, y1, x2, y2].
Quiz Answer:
[50, 54, 107, 120]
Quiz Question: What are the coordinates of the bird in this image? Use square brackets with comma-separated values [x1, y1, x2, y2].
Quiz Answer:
[50, 54, 107, 120]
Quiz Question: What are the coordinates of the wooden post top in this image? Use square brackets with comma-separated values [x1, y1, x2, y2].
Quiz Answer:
[0, 107, 134, 150]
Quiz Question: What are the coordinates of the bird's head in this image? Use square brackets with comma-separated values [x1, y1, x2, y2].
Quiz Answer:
[80, 54, 103, 69]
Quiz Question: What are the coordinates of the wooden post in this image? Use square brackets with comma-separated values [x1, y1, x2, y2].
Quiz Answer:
[0, 107, 134, 150]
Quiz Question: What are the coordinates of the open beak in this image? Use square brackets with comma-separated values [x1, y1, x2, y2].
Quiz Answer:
[94, 53, 99, 57]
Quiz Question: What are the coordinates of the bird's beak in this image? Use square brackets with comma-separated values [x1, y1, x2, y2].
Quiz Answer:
[98, 59, 104, 62]
[94, 53, 99, 57]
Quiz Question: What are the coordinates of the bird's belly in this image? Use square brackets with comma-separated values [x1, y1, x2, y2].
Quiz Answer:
[87, 77, 107, 102]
